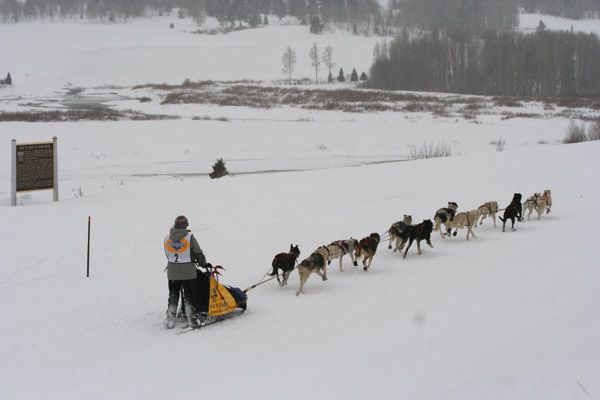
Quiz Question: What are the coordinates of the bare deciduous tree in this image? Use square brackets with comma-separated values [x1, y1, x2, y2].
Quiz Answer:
[282, 45, 297, 84]
[322, 46, 335, 79]
[309, 42, 320, 84]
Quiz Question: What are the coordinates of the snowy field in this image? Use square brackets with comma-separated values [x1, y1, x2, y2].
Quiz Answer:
[1, 12, 600, 400]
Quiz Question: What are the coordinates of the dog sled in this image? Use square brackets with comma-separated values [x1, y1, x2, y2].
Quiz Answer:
[178, 264, 247, 332]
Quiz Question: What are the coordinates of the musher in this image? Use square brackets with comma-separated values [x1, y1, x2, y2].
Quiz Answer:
[164, 215, 207, 329]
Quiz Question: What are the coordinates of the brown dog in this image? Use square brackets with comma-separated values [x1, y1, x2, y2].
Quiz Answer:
[270, 244, 300, 286]
[355, 233, 381, 271]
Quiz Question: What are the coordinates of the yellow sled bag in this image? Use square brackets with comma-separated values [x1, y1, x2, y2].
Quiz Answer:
[208, 277, 239, 316]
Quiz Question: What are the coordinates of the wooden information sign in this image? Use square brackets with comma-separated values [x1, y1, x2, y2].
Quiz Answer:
[16, 142, 54, 191]
[11, 137, 58, 206]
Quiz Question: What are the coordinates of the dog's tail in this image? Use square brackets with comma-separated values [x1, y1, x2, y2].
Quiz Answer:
[498, 216, 506, 223]
[433, 215, 441, 231]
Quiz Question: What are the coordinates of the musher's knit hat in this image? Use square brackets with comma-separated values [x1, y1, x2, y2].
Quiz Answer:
[174, 215, 189, 229]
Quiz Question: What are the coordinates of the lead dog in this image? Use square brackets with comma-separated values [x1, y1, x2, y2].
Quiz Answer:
[476, 201, 499, 228]
[326, 238, 359, 271]
[355, 233, 381, 271]
[296, 246, 330, 296]
[399, 219, 434, 259]
[499, 193, 522, 232]
[270, 244, 300, 286]
[434, 202, 459, 239]
[387, 215, 413, 252]
[523, 190, 552, 221]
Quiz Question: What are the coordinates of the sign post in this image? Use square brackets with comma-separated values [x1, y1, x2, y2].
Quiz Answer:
[11, 139, 16, 206]
[53, 136, 59, 202]
[10, 138, 58, 206]
[87, 216, 91, 278]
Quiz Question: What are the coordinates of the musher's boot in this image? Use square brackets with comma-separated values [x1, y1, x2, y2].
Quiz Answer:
[184, 303, 197, 328]
[166, 304, 177, 329]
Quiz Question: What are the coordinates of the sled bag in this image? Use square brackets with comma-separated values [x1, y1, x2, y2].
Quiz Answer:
[209, 278, 244, 316]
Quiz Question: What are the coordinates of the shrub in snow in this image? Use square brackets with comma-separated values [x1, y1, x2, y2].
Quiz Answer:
[360, 72, 368, 81]
[489, 136, 506, 152]
[209, 158, 229, 179]
[588, 119, 600, 141]
[562, 120, 587, 144]
[408, 141, 452, 160]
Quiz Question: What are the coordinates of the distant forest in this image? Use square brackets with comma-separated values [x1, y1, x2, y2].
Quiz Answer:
[2, 0, 599, 33]
[369, 27, 600, 97]
[0, 0, 382, 33]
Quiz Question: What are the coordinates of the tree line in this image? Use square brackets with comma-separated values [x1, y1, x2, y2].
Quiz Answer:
[0, 0, 383, 33]
[385, 0, 519, 38]
[368, 26, 600, 97]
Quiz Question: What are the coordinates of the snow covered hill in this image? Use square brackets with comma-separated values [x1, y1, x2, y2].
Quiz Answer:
[0, 15, 381, 98]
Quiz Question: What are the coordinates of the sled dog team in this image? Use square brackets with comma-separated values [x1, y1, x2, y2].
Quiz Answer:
[272, 190, 552, 296]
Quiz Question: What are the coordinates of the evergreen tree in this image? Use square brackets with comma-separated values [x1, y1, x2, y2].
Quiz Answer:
[309, 15, 324, 33]
[350, 68, 359, 81]
[337, 67, 345, 82]
[360, 71, 367, 81]
[209, 158, 229, 179]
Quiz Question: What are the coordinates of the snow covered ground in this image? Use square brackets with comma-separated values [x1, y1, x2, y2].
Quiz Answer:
[1, 122, 599, 399]
[1, 13, 600, 400]
[0, 14, 381, 99]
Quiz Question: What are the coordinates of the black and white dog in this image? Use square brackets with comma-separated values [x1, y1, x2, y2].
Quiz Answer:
[296, 246, 330, 296]
[387, 214, 413, 252]
[434, 202, 458, 239]
[499, 193, 522, 232]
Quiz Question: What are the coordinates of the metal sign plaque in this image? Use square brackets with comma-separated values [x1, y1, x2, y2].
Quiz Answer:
[15, 142, 54, 192]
